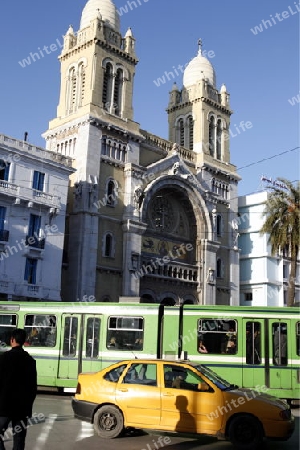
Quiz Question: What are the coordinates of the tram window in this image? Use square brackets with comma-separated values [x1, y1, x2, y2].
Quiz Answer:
[197, 319, 237, 355]
[63, 317, 78, 357]
[24, 314, 57, 347]
[273, 323, 287, 366]
[297, 322, 300, 356]
[107, 316, 144, 351]
[86, 318, 100, 358]
[0, 314, 17, 346]
[246, 322, 261, 365]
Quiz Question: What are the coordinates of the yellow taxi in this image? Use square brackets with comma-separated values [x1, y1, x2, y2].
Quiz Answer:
[72, 359, 294, 449]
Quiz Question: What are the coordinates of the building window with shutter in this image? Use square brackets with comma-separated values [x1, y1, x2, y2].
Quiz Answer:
[32, 171, 45, 191]
[24, 258, 37, 284]
[0, 161, 10, 181]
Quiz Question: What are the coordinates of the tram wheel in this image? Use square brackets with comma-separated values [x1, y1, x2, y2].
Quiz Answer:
[228, 414, 263, 450]
[93, 405, 124, 439]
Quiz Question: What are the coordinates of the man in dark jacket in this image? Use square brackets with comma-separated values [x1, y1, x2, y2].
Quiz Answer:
[0, 328, 37, 450]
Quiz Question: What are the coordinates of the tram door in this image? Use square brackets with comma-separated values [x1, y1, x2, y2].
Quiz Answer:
[268, 320, 291, 389]
[81, 315, 102, 373]
[58, 314, 83, 380]
[159, 306, 181, 359]
[242, 319, 265, 388]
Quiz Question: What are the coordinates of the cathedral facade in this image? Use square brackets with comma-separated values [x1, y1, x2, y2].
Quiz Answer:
[43, 0, 240, 305]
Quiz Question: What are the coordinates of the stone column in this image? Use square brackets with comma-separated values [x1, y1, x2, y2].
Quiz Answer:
[201, 239, 219, 305]
[122, 219, 147, 297]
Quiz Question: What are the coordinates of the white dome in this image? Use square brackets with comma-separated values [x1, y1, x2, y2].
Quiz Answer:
[80, 0, 120, 31]
[183, 51, 216, 88]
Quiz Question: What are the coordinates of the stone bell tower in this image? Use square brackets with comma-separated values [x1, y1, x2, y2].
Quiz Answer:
[166, 39, 240, 306]
[43, 0, 141, 302]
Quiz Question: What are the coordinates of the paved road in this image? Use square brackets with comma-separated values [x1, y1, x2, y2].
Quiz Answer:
[2, 394, 299, 450]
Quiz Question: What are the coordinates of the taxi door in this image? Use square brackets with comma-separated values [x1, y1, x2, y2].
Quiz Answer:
[161, 365, 223, 435]
[116, 362, 161, 427]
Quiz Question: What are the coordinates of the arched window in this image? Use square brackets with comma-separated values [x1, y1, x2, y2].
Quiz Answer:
[106, 179, 117, 206]
[209, 116, 215, 157]
[216, 119, 222, 160]
[102, 63, 113, 110]
[179, 119, 184, 147]
[188, 116, 194, 150]
[217, 214, 222, 236]
[78, 63, 86, 107]
[216, 258, 222, 278]
[113, 68, 123, 116]
[102, 138, 110, 156]
[103, 233, 114, 258]
[68, 67, 77, 113]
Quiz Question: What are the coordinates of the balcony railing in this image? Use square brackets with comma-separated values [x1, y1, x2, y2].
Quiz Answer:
[27, 285, 40, 294]
[25, 236, 45, 249]
[0, 229, 9, 242]
[140, 259, 198, 283]
[0, 180, 18, 196]
[32, 190, 55, 202]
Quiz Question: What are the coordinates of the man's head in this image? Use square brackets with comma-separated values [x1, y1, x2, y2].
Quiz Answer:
[10, 328, 26, 347]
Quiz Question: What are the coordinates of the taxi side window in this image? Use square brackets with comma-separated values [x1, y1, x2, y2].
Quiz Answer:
[104, 364, 126, 383]
[164, 365, 210, 392]
[123, 363, 157, 386]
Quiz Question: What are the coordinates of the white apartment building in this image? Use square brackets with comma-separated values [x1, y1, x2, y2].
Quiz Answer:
[0, 134, 74, 301]
[238, 192, 300, 306]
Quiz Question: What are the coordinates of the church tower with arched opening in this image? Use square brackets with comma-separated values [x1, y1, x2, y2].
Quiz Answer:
[43, 0, 240, 306]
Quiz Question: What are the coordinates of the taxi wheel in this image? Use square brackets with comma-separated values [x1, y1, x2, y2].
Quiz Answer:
[93, 405, 124, 439]
[228, 415, 263, 450]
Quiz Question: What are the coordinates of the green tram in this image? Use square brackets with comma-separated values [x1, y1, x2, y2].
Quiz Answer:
[179, 305, 300, 402]
[0, 302, 298, 401]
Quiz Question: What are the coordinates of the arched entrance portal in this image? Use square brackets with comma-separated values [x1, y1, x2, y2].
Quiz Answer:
[140, 186, 199, 304]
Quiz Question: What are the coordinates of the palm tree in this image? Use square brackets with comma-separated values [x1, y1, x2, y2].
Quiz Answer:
[261, 178, 300, 306]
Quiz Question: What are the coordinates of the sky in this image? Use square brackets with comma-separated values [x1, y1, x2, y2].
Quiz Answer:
[0, 0, 299, 196]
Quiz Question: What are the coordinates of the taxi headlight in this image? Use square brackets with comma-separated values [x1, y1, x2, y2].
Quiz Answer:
[279, 409, 291, 420]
